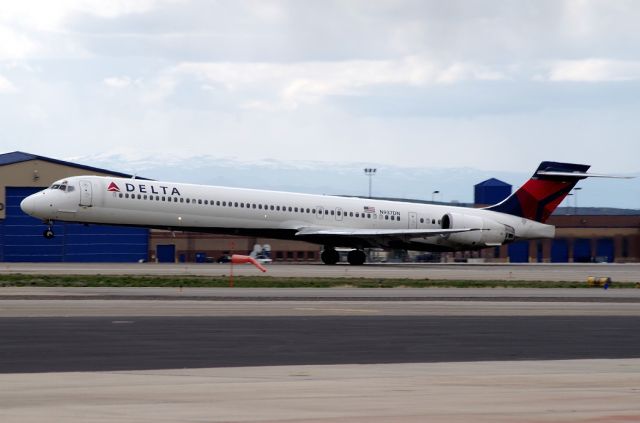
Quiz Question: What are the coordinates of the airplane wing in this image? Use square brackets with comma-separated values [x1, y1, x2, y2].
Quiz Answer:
[295, 227, 481, 238]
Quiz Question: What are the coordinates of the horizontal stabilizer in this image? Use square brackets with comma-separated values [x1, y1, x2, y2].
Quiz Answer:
[536, 170, 634, 179]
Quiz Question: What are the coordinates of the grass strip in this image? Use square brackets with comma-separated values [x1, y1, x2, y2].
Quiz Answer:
[0, 274, 638, 288]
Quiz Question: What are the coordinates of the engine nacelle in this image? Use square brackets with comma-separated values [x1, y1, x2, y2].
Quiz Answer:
[441, 213, 510, 247]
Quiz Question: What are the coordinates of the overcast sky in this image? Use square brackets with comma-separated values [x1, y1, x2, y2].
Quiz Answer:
[1, 1, 639, 200]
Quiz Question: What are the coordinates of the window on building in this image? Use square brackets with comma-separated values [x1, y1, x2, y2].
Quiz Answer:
[297, 251, 305, 259]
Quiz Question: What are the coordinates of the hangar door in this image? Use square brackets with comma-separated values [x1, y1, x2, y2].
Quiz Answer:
[1, 187, 149, 262]
[508, 241, 529, 263]
[595, 238, 614, 263]
[550, 239, 569, 263]
[573, 238, 592, 263]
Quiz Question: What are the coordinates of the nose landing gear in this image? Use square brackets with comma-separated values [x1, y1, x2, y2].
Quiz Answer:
[43, 221, 55, 239]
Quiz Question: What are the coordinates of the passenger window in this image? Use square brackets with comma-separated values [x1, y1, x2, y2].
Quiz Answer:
[180, 198, 184, 203]
[330, 210, 335, 215]
[391, 216, 395, 221]
[258, 204, 262, 209]
[385, 215, 389, 220]
[288, 207, 293, 212]
[137, 194, 142, 199]
[420, 218, 424, 223]
[186, 199, 190, 203]
[432, 219, 436, 224]
[198, 199, 203, 204]
[276, 206, 280, 211]
[367, 214, 371, 218]
[306, 208, 310, 213]
[355, 213, 359, 217]
[294, 207, 298, 212]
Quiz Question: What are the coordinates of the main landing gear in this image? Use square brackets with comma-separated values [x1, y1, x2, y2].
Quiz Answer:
[43, 221, 54, 239]
[320, 247, 367, 265]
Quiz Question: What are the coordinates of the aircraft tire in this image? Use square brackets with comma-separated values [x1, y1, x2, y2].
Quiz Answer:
[321, 248, 340, 265]
[347, 249, 366, 266]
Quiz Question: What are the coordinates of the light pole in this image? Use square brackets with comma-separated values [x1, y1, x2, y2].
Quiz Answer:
[573, 187, 582, 214]
[432, 190, 440, 202]
[364, 168, 377, 198]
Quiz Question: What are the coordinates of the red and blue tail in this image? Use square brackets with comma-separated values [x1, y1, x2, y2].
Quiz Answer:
[485, 162, 590, 223]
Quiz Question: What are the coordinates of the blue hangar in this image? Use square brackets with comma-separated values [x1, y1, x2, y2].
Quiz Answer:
[0, 151, 148, 262]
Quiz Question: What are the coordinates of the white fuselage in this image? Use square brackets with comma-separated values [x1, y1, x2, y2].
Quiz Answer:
[20, 175, 555, 252]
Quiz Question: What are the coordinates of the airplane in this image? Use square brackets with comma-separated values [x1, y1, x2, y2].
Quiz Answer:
[19, 161, 630, 265]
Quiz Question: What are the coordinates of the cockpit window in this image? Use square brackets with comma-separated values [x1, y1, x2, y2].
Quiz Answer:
[50, 181, 74, 192]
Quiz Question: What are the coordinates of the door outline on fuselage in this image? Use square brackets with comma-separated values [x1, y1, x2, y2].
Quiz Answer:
[409, 212, 417, 229]
[335, 207, 343, 221]
[79, 180, 92, 207]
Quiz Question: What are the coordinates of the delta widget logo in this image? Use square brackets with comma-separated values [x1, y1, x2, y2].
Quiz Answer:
[107, 182, 121, 192]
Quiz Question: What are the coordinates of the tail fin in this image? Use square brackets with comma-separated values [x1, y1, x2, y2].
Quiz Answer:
[485, 161, 590, 223]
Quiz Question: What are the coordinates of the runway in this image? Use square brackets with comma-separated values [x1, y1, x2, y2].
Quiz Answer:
[2, 315, 640, 374]
[2, 262, 639, 282]
[2, 282, 640, 421]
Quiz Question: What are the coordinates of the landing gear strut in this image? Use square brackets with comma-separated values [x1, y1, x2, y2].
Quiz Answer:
[347, 249, 366, 266]
[320, 247, 339, 265]
[43, 221, 54, 239]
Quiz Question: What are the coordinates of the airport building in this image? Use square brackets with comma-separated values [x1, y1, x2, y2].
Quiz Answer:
[0, 152, 149, 262]
[1, 151, 638, 263]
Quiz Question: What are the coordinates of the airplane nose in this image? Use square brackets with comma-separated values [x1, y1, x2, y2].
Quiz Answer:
[20, 196, 34, 215]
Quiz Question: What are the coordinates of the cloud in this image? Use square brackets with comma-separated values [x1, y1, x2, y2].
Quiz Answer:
[168, 58, 506, 109]
[546, 59, 640, 82]
[0, 73, 16, 93]
[103, 76, 132, 88]
[0, 25, 38, 60]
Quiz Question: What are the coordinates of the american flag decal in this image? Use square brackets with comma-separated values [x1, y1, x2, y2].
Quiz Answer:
[364, 206, 376, 213]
